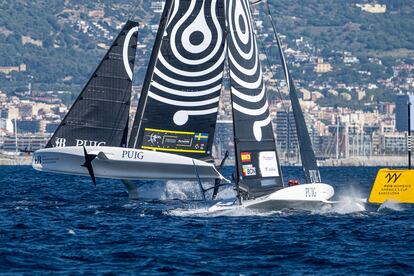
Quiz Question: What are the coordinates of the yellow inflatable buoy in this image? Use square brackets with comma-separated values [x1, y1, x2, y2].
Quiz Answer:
[369, 168, 414, 204]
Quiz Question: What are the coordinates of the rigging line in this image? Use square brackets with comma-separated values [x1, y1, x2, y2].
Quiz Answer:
[250, 0, 264, 6]
[249, 1, 289, 115]
[131, 0, 175, 149]
[257, 38, 290, 115]
[223, 7, 243, 201]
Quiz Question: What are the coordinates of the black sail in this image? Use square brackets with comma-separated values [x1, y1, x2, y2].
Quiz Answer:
[226, 0, 283, 198]
[273, 27, 321, 183]
[129, 0, 226, 159]
[47, 20, 139, 148]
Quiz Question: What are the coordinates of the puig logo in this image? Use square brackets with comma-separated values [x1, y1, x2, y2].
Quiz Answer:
[76, 139, 106, 147]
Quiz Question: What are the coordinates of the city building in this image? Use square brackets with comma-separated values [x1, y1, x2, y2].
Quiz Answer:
[356, 3, 387, 14]
[212, 120, 234, 160]
[0, 134, 49, 152]
[314, 58, 332, 73]
[394, 92, 414, 132]
[0, 64, 27, 75]
[151, 1, 165, 13]
[275, 110, 298, 156]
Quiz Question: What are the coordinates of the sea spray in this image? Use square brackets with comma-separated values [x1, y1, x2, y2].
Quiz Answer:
[136, 180, 213, 200]
[130, 178, 235, 202]
[312, 185, 367, 215]
[162, 180, 203, 200]
[332, 185, 367, 214]
[378, 200, 404, 212]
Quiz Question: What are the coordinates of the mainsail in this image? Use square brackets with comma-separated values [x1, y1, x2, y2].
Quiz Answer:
[47, 20, 139, 148]
[271, 18, 321, 183]
[129, 0, 226, 159]
[226, 0, 283, 198]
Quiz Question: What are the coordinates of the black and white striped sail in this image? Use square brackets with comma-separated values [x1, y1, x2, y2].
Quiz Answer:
[129, 0, 226, 159]
[226, 0, 283, 198]
[273, 25, 321, 183]
[47, 20, 139, 148]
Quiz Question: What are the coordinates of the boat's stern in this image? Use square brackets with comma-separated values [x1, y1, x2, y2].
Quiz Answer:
[31, 150, 44, 171]
[31, 147, 87, 176]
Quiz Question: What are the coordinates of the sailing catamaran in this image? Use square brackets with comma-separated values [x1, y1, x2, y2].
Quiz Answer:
[33, 0, 335, 209]
[209, 0, 334, 211]
[32, 17, 227, 183]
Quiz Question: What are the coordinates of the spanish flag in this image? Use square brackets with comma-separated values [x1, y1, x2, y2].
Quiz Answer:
[241, 152, 251, 163]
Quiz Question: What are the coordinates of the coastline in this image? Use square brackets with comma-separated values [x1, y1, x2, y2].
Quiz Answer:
[0, 154, 32, 166]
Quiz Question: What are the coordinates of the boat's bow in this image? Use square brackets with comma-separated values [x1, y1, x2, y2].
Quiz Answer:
[243, 183, 335, 210]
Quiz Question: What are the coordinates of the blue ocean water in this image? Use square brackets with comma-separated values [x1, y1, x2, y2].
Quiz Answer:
[0, 166, 413, 275]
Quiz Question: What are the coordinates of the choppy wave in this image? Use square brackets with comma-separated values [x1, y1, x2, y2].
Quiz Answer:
[0, 166, 413, 274]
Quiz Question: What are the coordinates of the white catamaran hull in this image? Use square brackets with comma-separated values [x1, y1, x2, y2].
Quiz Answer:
[32, 146, 225, 181]
[209, 183, 335, 212]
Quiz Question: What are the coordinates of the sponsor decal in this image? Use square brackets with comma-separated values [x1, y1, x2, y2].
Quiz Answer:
[149, 133, 162, 145]
[241, 152, 251, 163]
[164, 136, 178, 144]
[259, 151, 279, 177]
[305, 187, 317, 198]
[122, 150, 144, 160]
[242, 165, 256, 177]
[194, 133, 209, 141]
[75, 139, 106, 147]
[33, 155, 42, 165]
[385, 172, 402, 183]
[177, 138, 192, 146]
[55, 137, 66, 147]
[142, 128, 207, 154]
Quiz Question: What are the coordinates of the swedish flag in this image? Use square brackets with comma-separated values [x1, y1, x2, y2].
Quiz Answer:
[194, 133, 209, 141]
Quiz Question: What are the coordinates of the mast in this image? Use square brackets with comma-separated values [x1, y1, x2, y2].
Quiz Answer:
[14, 118, 18, 154]
[225, 23, 242, 201]
[267, 3, 321, 183]
[408, 100, 411, 169]
[226, 0, 284, 199]
[128, 0, 174, 149]
[336, 116, 339, 160]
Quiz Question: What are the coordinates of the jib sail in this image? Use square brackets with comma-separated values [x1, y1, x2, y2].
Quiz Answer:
[226, 0, 283, 198]
[128, 0, 226, 159]
[46, 20, 139, 148]
[272, 21, 321, 183]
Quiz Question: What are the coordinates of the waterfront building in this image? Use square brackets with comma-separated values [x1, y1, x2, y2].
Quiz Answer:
[212, 120, 234, 160]
[0, 134, 49, 152]
[382, 132, 407, 154]
[395, 92, 414, 132]
[275, 110, 298, 156]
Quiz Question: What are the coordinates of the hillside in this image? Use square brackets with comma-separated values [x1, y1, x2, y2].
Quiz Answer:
[0, 0, 413, 100]
[269, 0, 414, 57]
[0, 0, 154, 93]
